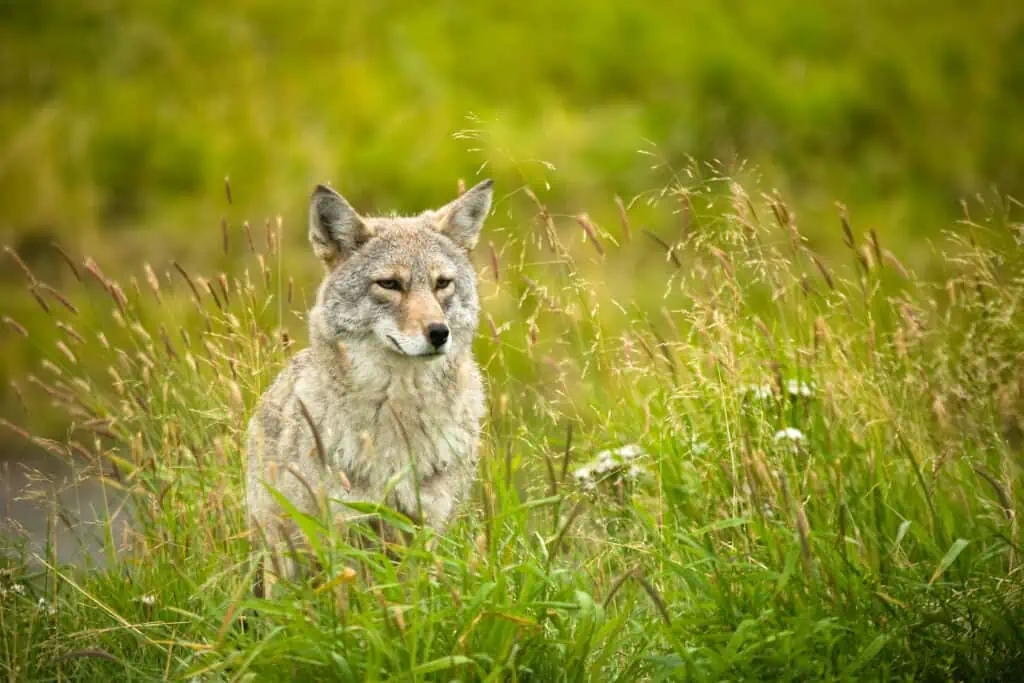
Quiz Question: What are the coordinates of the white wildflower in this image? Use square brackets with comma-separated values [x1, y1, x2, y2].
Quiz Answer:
[774, 427, 806, 443]
[626, 465, 646, 479]
[606, 444, 645, 461]
[11, 583, 25, 596]
[574, 444, 648, 490]
[137, 593, 156, 606]
[786, 379, 815, 398]
[738, 383, 774, 400]
[572, 463, 594, 481]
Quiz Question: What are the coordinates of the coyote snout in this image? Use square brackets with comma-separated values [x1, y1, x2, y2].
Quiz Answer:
[246, 178, 493, 594]
[372, 277, 455, 357]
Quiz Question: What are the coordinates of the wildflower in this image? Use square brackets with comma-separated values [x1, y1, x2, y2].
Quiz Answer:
[134, 593, 156, 607]
[11, 583, 25, 596]
[574, 444, 648, 490]
[688, 435, 710, 456]
[786, 379, 815, 398]
[738, 383, 774, 400]
[774, 428, 806, 443]
[37, 597, 57, 616]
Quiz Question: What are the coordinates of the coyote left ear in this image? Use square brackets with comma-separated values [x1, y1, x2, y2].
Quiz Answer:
[434, 179, 493, 251]
[309, 184, 374, 267]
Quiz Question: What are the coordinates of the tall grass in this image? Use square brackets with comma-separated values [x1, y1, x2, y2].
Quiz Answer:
[1, 167, 1023, 681]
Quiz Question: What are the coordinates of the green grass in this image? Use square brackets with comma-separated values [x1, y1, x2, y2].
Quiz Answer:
[1, 166, 1023, 681]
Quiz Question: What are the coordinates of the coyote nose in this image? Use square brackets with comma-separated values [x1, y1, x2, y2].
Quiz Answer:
[427, 323, 450, 348]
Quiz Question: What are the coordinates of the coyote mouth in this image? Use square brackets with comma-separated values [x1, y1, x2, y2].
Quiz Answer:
[386, 335, 446, 358]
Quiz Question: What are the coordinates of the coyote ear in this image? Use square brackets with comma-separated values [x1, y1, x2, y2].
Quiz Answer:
[309, 184, 373, 266]
[434, 179, 493, 251]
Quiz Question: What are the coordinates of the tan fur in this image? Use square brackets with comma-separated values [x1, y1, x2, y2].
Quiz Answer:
[400, 290, 444, 335]
[247, 180, 493, 594]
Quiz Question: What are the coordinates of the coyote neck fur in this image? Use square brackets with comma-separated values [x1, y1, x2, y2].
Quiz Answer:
[304, 313, 483, 504]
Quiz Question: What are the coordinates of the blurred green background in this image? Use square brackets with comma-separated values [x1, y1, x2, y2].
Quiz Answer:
[2, 0, 1023, 442]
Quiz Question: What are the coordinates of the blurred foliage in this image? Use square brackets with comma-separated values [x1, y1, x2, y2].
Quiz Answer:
[2, 0, 1023, 439]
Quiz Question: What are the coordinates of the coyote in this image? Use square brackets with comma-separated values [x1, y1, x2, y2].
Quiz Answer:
[246, 179, 493, 592]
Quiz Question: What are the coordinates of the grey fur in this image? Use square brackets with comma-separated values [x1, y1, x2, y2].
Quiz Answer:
[247, 179, 492, 590]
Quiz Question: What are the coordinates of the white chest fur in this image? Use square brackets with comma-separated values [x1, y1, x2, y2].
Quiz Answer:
[316, 353, 483, 520]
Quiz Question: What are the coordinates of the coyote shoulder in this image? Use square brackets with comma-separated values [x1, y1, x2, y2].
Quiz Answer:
[246, 179, 493, 587]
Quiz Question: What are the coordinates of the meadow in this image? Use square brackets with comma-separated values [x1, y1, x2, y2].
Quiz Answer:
[3, 0, 1024, 421]
[3, 1, 1024, 680]
[1, 162, 1022, 680]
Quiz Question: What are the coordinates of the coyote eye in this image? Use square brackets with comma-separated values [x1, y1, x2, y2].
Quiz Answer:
[375, 279, 403, 291]
[435, 278, 453, 290]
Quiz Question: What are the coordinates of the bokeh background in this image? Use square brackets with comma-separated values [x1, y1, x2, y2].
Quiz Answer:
[2, 0, 1023, 453]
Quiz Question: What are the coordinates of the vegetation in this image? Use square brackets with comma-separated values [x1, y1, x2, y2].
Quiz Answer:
[3, 2, 1024, 680]
[1, 164, 1022, 680]
[3, 0, 1024, 419]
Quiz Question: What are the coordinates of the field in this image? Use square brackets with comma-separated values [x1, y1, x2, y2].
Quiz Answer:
[3, 1, 1024, 680]
[1, 163, 1023, 680]
[3, 0, 1024, 415]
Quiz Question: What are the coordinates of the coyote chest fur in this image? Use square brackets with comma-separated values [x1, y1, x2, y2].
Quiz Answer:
[246, 179, 492, 584]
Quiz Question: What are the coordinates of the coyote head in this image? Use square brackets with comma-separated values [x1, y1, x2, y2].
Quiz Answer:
[307, 179, 493, 360]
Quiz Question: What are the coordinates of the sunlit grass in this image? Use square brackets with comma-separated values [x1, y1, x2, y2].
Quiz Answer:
[1, 167, 1023, 681]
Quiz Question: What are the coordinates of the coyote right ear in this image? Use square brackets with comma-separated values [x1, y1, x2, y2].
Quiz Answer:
[308, 184, 374, 267]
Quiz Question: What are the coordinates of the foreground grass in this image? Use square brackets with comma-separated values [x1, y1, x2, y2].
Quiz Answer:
[1, 170, 1023, 681]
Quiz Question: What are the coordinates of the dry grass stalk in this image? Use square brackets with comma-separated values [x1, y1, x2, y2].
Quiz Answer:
[129, 276, 144, 303]
[642, 230, 681, 267]
[9, 380, 27, 413]
[51, 242, 81, 281]
[485, 313, 500, 341]
[488, 241, 500, 282]
[3, 316, 28, 338]
[836, 202, 855, 249]
[173, 261, 203, 304]
[882, 250, 910, 279]
[243, 221, 255, 252]
[770, 193, 801, 250]
[523, 188, 568, 260]
[199, 277, 224, 311]
[159, 325, 178, 360]
[709, 247, 734, 280]
[55, 341, 77, 365]
[3, 246, 37, 284]
[778, 472, 813, 576]
[614, 195, 632, 243]
[83, 257, 109, 290]
[298, 399, 329, 470]
[868, 228, 883, 267]
[219, 216, 229, 255]
[859, 244, 874, 271]
[807, 250, 835, 290]
[575, 213, 605, 256]
[218, 273, 231, 306]
[38, 283, 78, 314]
[28, 287, 50, 314]
[108, 282, 129, 317]
[753, 316, 774, 352]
